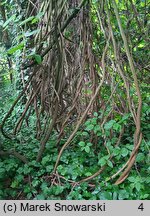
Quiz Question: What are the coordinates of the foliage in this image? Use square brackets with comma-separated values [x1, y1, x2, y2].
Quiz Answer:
[0, 0, 149, 200]
[0, 84, 149, 199]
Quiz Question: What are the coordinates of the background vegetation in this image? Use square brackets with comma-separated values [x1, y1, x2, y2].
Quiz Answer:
[0, 0, 149, 200]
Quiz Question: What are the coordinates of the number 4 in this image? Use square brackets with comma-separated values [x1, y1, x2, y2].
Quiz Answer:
[138, 203, 144, 211]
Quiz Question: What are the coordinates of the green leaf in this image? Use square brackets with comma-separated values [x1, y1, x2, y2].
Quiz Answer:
[41, 182, 48, 191]
[100, 192, 112, 200]
[104, 155, 110, 160]
[125, 144, 133, 150]
[94, 125, 101, 133]
[107, 160, 113, 168]
[32, 179, 40, 187]
[84, 146, 90, 153]
[34, 54, 42, 64]
[121, 148, 129, 157]
[35, 194, 45, 200]
[3, 14, 16, 28]
[24, 185, 31, 193]
[54, 186, 64, 195]
[23, 164, 32, 174]
[79, 141, 85, 147]
[17, 167, 24, 174]
[118, 190, 129, 200]
[98, 158, 107, 166]
[16, 174, 24, 182]
[136, 153, 145, 162]
[31, 17, 39, 24]
[57, 165, 67, 175]
[97, 131, 102, 136]
[0, 168, 5, 175]
[141, 194, 149, 199]
[128, 176, 135, 182]
[91, 118, 97, 125]
[85, 172, 92, 177]
[41, 184, 50, 196]
[46, 165, 53, 172]
[81, 147, 85, 151]
[7, 42, 24, 54]
[24, 29, 40, 37]
[113, 192, 118, 200]
[119, 113, 130, 124]
[11, 180, 18, 188]
[36, 12, 44, 19]
[85, 124, 94, 131]
[104, 120, 116, 130]
[94, 112, 98, 117]
[82, 131, 89, 136]
[19, 16, 34, 26]
[113, 123, 121, 131]
[41, 155, 51, 165]
[135, 182, 141, 191]
[87, 142, 92, 146]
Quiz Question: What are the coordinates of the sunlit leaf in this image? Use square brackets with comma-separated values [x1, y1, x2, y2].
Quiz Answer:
[7, 42, 24, 54]
[19, 16, 34, 26]
[3, 14, 16, 28]
[34, 54, 42, 64]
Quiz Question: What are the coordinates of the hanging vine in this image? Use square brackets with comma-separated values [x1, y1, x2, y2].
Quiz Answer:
[1, 0, 147, 187]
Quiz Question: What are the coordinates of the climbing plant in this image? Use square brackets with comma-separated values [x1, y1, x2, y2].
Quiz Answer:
[0, 0, 149, 199]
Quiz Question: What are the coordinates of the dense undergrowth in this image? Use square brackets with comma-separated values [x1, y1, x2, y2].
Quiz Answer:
[0, 83, 149, 200]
